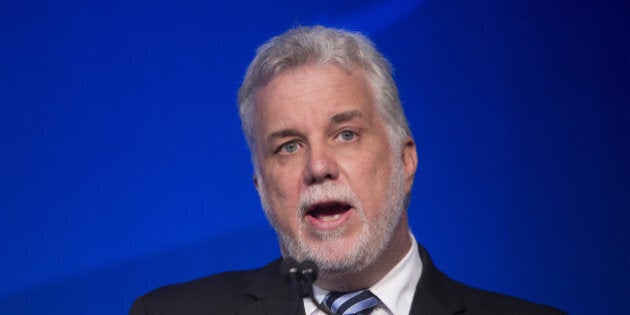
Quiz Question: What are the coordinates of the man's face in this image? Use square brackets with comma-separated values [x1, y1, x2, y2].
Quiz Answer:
[252, 64, 416, 276]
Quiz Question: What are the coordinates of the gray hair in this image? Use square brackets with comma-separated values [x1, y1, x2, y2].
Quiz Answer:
[237, 25, 411, 158]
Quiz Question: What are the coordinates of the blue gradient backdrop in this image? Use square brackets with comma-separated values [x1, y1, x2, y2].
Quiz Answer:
[1, 1, 628, 314]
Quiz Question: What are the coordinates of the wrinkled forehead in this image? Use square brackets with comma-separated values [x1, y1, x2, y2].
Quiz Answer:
[251, 60, 359, 101]
[252, 64, 376, 122]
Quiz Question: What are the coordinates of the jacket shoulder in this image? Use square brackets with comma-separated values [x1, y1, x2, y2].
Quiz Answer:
[414, 244, 565, 315]
[451, 280, 566, 315]
[130, 268, 266, 315]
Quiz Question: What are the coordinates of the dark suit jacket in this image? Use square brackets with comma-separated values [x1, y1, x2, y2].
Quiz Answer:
[130, 244, 564, 314]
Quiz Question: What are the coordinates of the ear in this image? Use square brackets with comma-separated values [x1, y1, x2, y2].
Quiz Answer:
[253, 174, 259, 191]
[401, 135, 418, 193]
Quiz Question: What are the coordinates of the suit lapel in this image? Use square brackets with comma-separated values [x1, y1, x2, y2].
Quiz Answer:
[409, 244, 466, 315]
[237, 259, 306, 315]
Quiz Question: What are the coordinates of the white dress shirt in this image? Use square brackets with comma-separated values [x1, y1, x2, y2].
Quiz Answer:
[304, 233, 423, 315]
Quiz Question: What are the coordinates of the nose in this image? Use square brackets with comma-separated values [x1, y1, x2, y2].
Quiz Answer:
[303, 143, 339, 185]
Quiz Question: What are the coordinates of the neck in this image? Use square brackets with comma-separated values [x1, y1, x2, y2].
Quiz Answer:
[316, 217, 412, 291]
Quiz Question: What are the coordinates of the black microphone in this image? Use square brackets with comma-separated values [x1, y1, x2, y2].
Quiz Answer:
[280, 257, 302, 299]
[280, 258, 334, 315]
[299, 259, 318, 297]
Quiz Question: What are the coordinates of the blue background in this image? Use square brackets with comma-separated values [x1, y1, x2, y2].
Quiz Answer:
[1, 0, 628, 314]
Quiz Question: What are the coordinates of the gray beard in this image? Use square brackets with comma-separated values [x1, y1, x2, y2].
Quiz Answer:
[257, 158, 407, 276]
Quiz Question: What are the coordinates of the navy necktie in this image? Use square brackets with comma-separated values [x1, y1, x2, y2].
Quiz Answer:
[322, 290, 382, 315]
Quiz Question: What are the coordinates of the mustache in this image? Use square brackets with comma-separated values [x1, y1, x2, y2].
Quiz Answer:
[297, 182, 360, 216]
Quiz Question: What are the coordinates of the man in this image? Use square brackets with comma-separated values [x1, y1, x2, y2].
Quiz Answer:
[130, 26, 564, 315]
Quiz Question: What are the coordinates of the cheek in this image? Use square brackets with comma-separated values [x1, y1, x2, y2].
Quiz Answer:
[259, 177, 298, 234]
[357, 151, 395, 204]
[365, 148, 393, 178]
[261, 163, 302, 209]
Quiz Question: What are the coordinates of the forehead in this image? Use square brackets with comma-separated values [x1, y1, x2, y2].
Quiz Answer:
[252, 64, 377, 131]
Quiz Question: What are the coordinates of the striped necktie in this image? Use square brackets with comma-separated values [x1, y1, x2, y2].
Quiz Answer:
[322, 290, 382, 315]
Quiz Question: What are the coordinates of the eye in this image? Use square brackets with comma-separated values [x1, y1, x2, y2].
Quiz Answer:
[338, 130, 356, 142]
[278, 141, 300, 154]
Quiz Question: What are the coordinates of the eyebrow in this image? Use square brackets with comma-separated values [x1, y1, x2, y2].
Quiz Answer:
[331, 110, 363, 124]
[267, 128, 302, 143]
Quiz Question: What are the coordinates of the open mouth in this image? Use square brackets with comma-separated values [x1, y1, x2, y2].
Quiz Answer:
[306, 201, 352, 222]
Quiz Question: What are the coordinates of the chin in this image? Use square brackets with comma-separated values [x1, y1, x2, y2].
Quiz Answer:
[304, 236, 375, 273]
